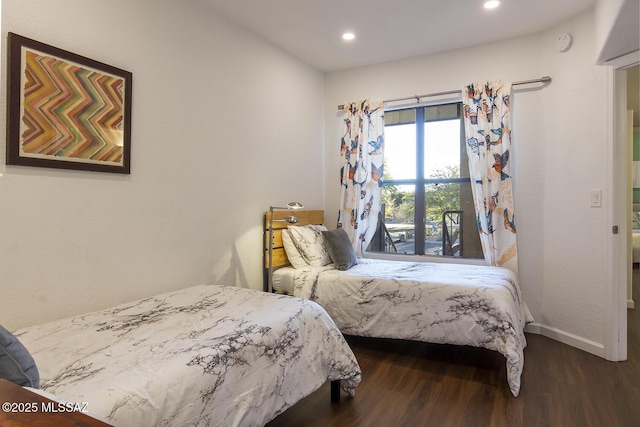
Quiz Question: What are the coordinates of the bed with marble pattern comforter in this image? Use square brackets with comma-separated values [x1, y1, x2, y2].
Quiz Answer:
[14, 284, 361, 427]
[281, 258, 532, 397]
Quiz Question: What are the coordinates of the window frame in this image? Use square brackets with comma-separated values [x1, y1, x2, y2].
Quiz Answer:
[379, 102, 479, 257]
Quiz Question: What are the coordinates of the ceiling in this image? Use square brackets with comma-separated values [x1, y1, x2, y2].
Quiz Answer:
[199, 0, 597, 73]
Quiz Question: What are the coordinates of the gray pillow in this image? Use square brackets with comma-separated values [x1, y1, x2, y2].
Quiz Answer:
[322, 228, 357, 271]
[0, 324, 40, 388]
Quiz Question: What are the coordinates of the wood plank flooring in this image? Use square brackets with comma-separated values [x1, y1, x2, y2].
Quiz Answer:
[267, 276, 640, 426]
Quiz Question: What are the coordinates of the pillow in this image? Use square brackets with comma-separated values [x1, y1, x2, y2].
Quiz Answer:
[281, 229, 308, 269]
[287, 224, 332, 267]
[0, 325, 40, 388]
[322, 228, 358, 271]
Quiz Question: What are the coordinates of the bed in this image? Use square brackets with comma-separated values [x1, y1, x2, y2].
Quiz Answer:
[5, 284, 362, 427]
[264, 209, 532, 397]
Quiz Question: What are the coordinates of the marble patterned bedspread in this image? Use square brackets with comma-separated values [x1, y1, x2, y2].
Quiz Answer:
[290, 258, 533, 397]
[14, 285, 361, 426]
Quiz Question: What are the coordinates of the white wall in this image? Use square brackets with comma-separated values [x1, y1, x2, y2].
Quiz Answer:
[324, 10, 613, 356]
[595, 0, 625, 60]
[595, 0, 639, 64]
[537, 11, 611, 353]
[0, 0, 325, 330]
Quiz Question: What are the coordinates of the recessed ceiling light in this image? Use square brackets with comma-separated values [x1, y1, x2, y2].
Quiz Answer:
[484, 0, 500, 9]
[342, 32, 355, 41]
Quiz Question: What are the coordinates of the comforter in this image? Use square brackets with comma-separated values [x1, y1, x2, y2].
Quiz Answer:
[289, 258, 532, 396]
[15, 284, 361, 426]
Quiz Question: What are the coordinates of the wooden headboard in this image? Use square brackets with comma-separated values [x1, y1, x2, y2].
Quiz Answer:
[263, 209, 325, 271]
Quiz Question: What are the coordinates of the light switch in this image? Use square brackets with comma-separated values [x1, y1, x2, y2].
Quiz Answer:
[590, 189, 602, 207]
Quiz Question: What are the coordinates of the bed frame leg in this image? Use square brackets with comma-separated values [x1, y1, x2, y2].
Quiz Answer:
[331, 380, 340, 403]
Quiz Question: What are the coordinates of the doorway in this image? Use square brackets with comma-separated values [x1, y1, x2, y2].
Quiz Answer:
[613, 56, 640, 362]
[628, 64, 639, 328]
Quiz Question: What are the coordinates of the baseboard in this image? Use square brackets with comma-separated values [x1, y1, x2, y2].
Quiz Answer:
[629, 299, 635, 309]
[524, 322, 605, 358]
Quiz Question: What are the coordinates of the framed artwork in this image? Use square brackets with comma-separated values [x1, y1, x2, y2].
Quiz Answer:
[6, 33, 132, 174]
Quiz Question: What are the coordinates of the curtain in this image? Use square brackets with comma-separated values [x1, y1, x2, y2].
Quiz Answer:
[337, 99, 385, 256]
[462, 81, 518, 273]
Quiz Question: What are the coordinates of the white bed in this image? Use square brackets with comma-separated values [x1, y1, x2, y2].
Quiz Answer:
[12, 284, 361, 427]
[265, 210, 532, 397]
[274, 259, 531, 397]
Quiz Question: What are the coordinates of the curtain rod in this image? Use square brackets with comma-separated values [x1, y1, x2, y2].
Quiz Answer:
[337, 76, 552, 111]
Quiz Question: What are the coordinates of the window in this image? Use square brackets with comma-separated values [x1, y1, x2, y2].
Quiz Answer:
[368, 103, 483, 258]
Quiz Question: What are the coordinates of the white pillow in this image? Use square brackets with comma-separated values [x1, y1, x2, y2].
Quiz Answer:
[287, 225, 332, 267]
[281, 229, 308, 269]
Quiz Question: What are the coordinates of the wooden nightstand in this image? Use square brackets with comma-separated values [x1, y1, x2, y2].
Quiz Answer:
[0, 379, 112, 426]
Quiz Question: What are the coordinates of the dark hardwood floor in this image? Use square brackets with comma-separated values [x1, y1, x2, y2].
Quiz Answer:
[267, 275, 640, 426]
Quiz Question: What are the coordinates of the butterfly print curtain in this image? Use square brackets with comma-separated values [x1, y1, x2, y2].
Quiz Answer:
[337, 99, 385, 256]
[462, 81, 519, 273]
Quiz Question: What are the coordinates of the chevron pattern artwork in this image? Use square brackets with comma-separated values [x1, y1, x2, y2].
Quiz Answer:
[7, 33, 132, 174]
[22, 50, 125, 164]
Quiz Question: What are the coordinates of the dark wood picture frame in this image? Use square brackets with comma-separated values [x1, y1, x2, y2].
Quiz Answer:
[6, 33, 132, 174]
